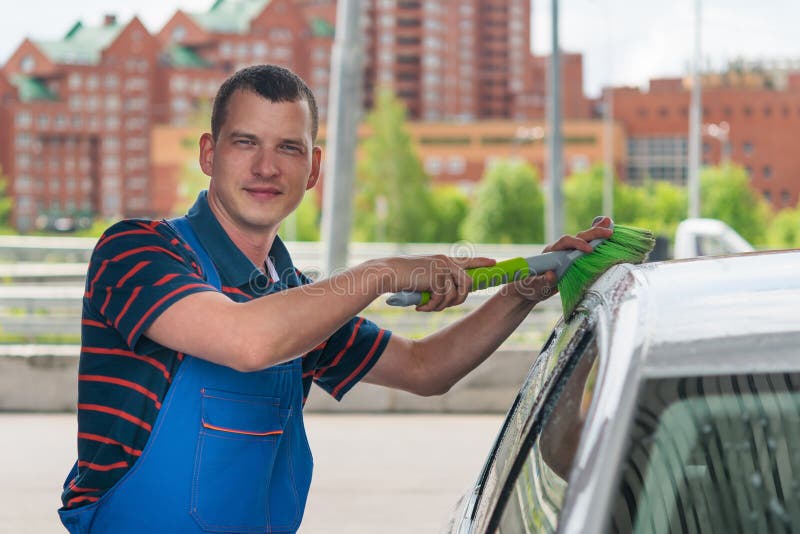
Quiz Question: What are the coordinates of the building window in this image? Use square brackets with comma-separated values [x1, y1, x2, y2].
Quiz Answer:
[55, 115, 68, 129]
[126, 137, 147, 151]
[103, 155, 120, 171]
[170, 75, 188, 92]
[68, 73, 82, 90]
[254, 42, 268, 58]
[763, 106, 772, 117]
[763, 190, 772, 202]
[16, 175, 32, 191]
[743, 141, 754, 156]
[86, 75, 99, 91]
[273, 46, 292, 60]
[86, 95, 99, 111]
[71, 115, 82, 128]
[105, 74, 119, 90]
[219, 42, 233, 57]
[15, 111, 32, 128]
[781, 190, 791, 206]
[105, 94, 120, 110]
[763, 165, 772, 179]
[105, 137, 120, 151]
[125, 77, 148, 91]
[105, 115, 120, 130]
[171, 25, 186, 42]
[447, 157, 466, 175]
[270, 28, 292, 41]
[68, 94, 82, 111]
[37, 114, 50, 129]
[424, 157, 442, 175]
[20, 55, 35, 73]
[16, 153, 31, 169]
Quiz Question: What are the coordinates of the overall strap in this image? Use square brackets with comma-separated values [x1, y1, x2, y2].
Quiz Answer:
[168, 216, 221, 290]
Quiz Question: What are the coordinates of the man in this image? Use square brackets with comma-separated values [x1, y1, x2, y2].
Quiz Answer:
[59, 65, 611, 532]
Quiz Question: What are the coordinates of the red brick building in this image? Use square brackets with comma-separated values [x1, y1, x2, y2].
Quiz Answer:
[610, 67, 800, 209]
[1, 16, 164, 230]
[1, 0, 582, 230]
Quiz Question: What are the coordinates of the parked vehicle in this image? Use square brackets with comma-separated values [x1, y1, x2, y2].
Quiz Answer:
[672, 218, 754, 259]
[447, 249, 800, 533]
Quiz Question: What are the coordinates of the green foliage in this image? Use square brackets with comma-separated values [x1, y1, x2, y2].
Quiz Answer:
[355, 89, 436, 242]
[462, 159, 545, 244]
[563, 165, 687, 239]
[429, 186, 469, 243]
[72, 219, 117, 238]
[279, 189, 321, 241]
[627, 180, 687, 239]
[176, 161, 210, 216]
[700, 164, 770, 246]
[766, 206, 800, 249]
[0, 167, 13, 229]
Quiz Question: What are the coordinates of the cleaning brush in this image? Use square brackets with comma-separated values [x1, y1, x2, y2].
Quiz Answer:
[386, 220, 655, 317]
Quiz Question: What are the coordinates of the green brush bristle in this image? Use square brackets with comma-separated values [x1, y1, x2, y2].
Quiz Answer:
[558, 224, 655, 317]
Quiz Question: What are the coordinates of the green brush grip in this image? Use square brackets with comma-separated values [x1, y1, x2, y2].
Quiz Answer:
[466, 257, 531, 290]
[386, 257, 530, 306]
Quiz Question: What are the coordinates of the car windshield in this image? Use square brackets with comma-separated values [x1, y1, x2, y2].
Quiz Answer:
[609, 373, 800, 534]
[495, 330, 599, 533]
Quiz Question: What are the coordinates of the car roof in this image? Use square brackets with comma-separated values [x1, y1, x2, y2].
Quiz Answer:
[588, 249, 800, 378]
[561, 249, 800, 533]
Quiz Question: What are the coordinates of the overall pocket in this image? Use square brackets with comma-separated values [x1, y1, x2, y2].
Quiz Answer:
[191, 388, 289, 533]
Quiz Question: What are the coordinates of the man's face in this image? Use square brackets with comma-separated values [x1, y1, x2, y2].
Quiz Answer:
[199, 89, 321, 236]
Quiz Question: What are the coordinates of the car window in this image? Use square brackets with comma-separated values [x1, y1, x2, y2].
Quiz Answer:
[495, 331, 600, 533]
[469, 311, 597, 533]
[609, 373, 800, 534]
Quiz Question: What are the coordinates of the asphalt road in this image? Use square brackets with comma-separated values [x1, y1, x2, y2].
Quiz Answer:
[0, 413, 504, 533]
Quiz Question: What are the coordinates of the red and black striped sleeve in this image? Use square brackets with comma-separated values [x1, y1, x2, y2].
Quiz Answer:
[312, 316, 392, 401]
[84, 219, 217, 353]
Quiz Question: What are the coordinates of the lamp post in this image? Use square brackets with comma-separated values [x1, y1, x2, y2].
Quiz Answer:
[703, 121, 731, 165]
[546, 0, 564, 242]
[687, 0, 702, 218]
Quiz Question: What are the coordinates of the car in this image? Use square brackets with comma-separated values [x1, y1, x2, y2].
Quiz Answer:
[446, 249, 800, 533]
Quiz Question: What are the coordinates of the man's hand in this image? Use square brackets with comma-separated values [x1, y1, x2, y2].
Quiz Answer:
[505, 216, 615, 303]
[374, 255, 496, 312]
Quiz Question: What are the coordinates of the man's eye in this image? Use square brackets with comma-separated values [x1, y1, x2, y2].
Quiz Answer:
[282, 144, 302, 153]
[235, 139, 255, 146]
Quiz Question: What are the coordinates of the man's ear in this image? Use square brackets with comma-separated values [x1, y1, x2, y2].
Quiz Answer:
[306, 146, 322, 190]
[199, 133, 215, 177]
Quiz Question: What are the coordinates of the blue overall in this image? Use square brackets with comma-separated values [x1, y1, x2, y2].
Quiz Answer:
[59, 217, 313, 533]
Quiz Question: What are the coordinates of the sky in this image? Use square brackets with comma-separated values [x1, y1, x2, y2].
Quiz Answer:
[0, 0, 798, 98]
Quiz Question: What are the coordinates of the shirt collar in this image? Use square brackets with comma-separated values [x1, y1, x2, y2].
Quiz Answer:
[185, 190, 296, 289]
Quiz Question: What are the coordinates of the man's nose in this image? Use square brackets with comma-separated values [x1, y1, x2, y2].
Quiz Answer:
[253, 148, 280, 178]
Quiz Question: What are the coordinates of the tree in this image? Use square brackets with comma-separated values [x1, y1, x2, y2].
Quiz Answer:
[355, 89, 436, 242]
[175, 160, 210, 216]
[462, 159, 545, 244]
[279, 189, 321, 241]
[0, 166, 13, 232]
[562, 165, 684, 236]
[429, 185, 469, 243]
[766, 206, 800, 249]
[700, 164, 770, 246]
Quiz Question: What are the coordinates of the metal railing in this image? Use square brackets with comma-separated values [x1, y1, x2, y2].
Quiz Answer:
[0, 237, 558, 343]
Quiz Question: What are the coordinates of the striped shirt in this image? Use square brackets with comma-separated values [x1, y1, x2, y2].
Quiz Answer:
[61, 192, 391, 509]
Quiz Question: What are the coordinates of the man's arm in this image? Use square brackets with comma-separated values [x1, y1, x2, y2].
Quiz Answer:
[144, 254, 494, 372]
[362, 221, 613, 396]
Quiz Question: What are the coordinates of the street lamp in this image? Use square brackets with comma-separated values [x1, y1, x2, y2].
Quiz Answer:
[703, 121, 731, 165]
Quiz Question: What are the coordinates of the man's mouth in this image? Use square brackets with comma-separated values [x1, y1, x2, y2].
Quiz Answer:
[244, 186, 282, 199]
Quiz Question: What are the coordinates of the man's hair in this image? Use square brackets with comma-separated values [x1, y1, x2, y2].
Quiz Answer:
[211, 64, 319, 142]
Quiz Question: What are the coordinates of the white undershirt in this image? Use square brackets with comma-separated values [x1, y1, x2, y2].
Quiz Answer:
[266, 258, 279, 282]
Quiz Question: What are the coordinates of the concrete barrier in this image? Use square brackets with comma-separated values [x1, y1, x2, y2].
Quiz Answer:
[0, 345, 536, 414]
